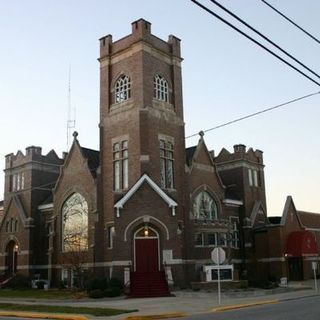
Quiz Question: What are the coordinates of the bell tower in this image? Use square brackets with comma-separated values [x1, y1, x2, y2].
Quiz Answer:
[98, 20, 186, 282]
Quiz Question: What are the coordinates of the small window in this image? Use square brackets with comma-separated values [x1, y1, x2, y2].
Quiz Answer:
[108, 226, 115, 248]
[195, 233, 204, 246]
[208, 233, 217, 246]
[115, 75, 131, 103]
[154, 75, 169, 102]
[231, 222, 240, 249]
[253, 170, 260, 187]
[248, 169, 253, 186]
[217, 233, 227, 247]
[113, 140, 129, 190]
[160, 139, 174, 189]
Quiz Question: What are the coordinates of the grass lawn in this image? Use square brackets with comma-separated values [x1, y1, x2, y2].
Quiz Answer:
[0, 303, 137, 317]
[0, 289, 86, 299]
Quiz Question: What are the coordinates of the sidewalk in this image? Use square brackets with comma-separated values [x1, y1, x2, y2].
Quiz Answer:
[0, 280, 319, 320]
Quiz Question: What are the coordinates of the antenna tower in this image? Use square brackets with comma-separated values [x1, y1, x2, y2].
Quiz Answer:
[67, 66, 76, 150]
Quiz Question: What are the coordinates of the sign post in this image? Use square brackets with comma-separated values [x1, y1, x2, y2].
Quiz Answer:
[312, 262, 318, 292]
[211, 247, 226, 306]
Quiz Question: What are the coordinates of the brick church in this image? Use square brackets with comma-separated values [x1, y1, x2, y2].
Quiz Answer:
[0, 20, 319, 295]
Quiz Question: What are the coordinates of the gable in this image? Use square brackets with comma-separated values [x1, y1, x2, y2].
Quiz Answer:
[250, 201, 268, 227]
[54, 138, 96, 194]
[280, 196, 304, 230]
[0, 195, 34, 231]
[114, 174, 177, 217]
[193, 140, 214, 167]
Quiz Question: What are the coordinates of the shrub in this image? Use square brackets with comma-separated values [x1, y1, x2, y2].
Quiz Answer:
[7, 274, 30, 289]
[86, 278, 108, 292]
[88, 289, 105, 299]
[109, 278, 123, 289]
[104, 287, 122, 297]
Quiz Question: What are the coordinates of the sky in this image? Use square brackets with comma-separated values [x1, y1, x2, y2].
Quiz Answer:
[0, 0, 319, 216]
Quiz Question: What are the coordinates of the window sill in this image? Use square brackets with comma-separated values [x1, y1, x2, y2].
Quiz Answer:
[109, 99, 134, 114]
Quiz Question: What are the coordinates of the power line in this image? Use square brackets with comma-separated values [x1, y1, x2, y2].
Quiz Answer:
[261, 0, 320, 45]
[185, 91, 320, 139]
[208, 0, 320, 80]
[190, 0, 320, 87]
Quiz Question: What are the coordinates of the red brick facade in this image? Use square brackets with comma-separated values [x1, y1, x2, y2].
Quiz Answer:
[0, 20, 319, 288]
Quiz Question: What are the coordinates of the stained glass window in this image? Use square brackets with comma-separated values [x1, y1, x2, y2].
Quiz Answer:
[193, 191, 218, 220]
[62, 193, 88, 252]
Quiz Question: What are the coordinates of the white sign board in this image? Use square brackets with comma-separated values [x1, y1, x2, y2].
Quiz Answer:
[211, 247, 226, 265]
[312, 262, 317, 271]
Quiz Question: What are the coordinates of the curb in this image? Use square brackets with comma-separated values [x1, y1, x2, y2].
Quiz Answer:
[0, 311, 87, 320]
[125, 312, 187, 320]
[211, 299, 278, 312]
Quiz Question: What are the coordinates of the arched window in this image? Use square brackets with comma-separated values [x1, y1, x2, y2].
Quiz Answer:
[115, 75, 131, 103]
[193, 191, 218, 220]
[154, 75, 169, 102]
[62, 193, 88, 252]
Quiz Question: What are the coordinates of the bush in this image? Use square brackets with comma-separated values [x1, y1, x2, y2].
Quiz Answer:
[7, 274, 30, 289]
[104, 286, 122, 297]
[88, 289, 105, 299]
[86, 278, 108, 292]
[109, 278, 123, 289]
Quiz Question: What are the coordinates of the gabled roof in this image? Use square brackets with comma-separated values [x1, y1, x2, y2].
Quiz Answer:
[186, 146, 196, 166]
[250, 200, 268, 227]
[114, 174, 177, 217]
[0, 195, 34, 229]
[298, 211, 320, 229]
[80, 147, 100, 177]
[280, 196, 303, 227]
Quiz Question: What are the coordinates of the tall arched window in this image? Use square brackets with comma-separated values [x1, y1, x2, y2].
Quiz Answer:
[193, 191, 218, 220]
[62, 193, 88, 252]
[115, 75, 131, 103]
[154, 75, 169, 102]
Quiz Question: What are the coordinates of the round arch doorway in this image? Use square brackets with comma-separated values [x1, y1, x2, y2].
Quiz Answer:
[5, 241, 19, 276]
[134, 226, 160, 273]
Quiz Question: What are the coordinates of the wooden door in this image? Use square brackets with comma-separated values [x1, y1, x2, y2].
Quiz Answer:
[135, 238, 159, 272]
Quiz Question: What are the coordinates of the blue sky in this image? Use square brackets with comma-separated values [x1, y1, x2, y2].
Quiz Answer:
[0, 0, 319, 215]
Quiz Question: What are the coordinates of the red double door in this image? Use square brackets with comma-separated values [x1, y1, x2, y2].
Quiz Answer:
[135, 238, 159, 272]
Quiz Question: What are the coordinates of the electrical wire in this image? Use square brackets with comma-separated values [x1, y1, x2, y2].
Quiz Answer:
[261, 0, 320, 45]
[208, 0, 320, 79]
[190, 0, 320, 87]
[185, 91, 320, 139]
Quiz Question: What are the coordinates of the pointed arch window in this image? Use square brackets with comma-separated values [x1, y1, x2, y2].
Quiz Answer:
[193, 191, 218, 220]
[115, 75, 131, 103]
[154, 75, 169, 102]
[62, 193, 88, 252]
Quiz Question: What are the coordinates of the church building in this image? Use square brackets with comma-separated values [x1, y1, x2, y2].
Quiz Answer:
[0, 19, 319, 296]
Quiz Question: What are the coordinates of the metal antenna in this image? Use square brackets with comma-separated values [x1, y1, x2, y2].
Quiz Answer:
[66, 65, 76, 150]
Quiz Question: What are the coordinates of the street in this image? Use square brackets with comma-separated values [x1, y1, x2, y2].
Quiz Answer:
[184, 295, 320, 320]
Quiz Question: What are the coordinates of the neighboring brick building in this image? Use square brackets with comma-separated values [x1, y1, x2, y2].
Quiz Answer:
[0, 19, 319, 293]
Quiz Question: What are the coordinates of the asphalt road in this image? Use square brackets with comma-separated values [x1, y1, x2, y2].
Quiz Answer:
[185, 295, 320, 320]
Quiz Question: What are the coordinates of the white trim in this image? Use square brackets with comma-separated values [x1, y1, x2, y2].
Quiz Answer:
[134, 226, 160, 272]
[114, 174, 178, 217]
[223, 199, 243, 206]
[258, 257, 286, 262]
[305, 256, 320, 261]
[305, 227, 320, 232]
[124, 215, 170, 241]
[38, 203, 54, 211]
